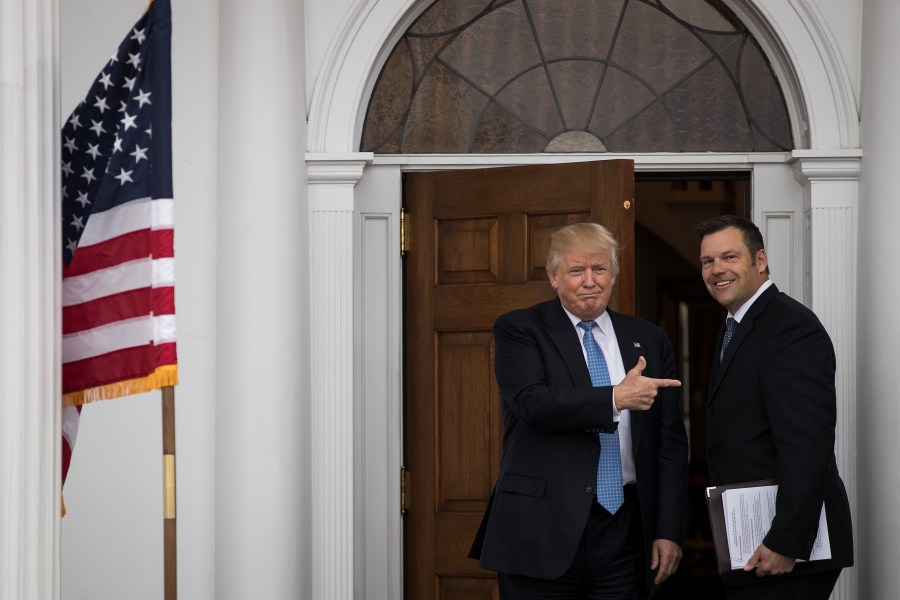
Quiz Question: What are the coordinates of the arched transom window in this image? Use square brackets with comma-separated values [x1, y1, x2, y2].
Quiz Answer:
[361, 0, 793, 153]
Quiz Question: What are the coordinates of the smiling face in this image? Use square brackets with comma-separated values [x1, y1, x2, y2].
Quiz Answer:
[548, 249, 617, 321]
[699, 226, 768, 314]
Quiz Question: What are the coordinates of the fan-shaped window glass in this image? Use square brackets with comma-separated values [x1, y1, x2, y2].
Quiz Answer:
[361, 0, 793, 153]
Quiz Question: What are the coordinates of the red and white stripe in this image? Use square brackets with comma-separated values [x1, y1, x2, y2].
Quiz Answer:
[62, 196, 177, 401]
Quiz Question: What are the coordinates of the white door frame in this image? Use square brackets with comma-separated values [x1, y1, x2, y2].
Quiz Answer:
[306, 2, 860, 599]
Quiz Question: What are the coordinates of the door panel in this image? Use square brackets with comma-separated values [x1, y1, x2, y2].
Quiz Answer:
[404, 161, 635, 599]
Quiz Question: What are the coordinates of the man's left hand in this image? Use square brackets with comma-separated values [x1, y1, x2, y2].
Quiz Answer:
[743, 543, 796, 576]
[650, 539, 682, 584]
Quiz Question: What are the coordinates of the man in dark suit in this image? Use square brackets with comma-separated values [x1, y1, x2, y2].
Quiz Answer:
[469, 222, 689, 599]
[695, 215, 853, 599]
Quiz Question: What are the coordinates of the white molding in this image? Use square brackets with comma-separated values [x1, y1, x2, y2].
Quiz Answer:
[792, 0, 859, 148]
[789, 154, 859, 600]
[727, 0, 859, 149]
[349, 164, 404, 600]
[309, 0, 860, 155]
[761, 211, 796, 298]
[309, 160, 370, 600]
[725, 0, 811, 147]
[307, 153, 373, 184]
[307, 0, 377, 150]
[809, 202, 858, 600]
[791, 151, 862, 183]
[307, 0, 423, 152]
[371, 152, 790, 170]
[310, 202, 356, 600]
[0, 0, 61, 597]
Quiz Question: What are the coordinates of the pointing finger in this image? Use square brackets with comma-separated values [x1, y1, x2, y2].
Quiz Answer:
[656, 378, 682, 388]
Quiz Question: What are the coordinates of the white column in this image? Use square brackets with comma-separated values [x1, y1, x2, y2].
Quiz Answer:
[216, 1, 309, 598]
[307, 153, 371, 600]
[791, 152, 859, 600]
[0, 0, 60, 599]
[859, 0, 900, 597]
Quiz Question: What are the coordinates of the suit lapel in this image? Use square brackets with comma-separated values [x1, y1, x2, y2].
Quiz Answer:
[543, 303, 644, 457]
[608, 310, 642, 376]
[543, 298, 592, 387]
[609, 310, 644, 457]
[709, 284, 779, 402]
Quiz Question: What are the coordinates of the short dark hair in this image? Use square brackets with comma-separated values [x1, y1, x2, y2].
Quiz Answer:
[693, 215, 770, 274]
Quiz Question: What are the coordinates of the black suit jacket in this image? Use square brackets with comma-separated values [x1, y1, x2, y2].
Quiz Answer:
[707, 284, 854, 586]
[469, 298, 688, 591]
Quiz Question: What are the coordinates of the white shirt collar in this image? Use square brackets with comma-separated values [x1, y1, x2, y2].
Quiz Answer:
[560, 305, 612, 335]
[730, 279, 773, 323]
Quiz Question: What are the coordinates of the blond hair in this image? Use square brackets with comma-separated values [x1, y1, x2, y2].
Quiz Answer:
[546, 222, 619, 276]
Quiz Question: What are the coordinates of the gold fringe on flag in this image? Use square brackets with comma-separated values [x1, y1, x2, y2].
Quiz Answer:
[63, 365, 179, 407]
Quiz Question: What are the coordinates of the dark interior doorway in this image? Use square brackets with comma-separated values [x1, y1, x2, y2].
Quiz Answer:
[633, 173, 750, 599]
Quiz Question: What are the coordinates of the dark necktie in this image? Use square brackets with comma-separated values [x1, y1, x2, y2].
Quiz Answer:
[720, 317, 737, 361]
[578, 320, 624, 514]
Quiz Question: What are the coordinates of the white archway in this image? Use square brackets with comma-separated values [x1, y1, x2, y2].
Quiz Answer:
[305, 2, 860, 599]
[307, 0, 859, 154]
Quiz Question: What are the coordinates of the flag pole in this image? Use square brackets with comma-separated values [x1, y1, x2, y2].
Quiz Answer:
[162, 385, 177, 600]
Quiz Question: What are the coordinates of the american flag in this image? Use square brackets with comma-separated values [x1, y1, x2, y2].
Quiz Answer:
[61, 0, 176, 490]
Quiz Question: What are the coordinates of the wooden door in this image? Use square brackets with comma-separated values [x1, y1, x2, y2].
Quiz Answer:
[404, 161, 635, 600]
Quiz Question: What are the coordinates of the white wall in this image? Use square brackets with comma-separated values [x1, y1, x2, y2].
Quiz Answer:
[810, 0, 862, 109]
[305, 0, 354, 108]
[60, 1, 219, 598]
[858, 0, 900, 596]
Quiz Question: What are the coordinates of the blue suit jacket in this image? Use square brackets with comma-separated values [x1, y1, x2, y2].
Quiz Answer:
[469, 298, 688, 591]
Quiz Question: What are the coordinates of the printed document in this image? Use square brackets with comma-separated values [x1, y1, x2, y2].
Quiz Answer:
[721, 483, 831, 570]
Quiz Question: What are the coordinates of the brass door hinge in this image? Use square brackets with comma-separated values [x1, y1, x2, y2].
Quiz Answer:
[400, 208, 409, 256]
[400, 465, 410, 515]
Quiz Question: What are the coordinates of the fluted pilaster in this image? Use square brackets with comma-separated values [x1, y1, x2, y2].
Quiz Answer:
[308, 153, 371, 600]
[792, 151, 860, 600]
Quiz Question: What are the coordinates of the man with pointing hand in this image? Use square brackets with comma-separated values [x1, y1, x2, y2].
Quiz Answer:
[470, 222, 689, 599]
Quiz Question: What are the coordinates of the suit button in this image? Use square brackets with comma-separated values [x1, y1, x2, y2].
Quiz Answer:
[586, 487, 593, 494]
[591, 448, 599, 455]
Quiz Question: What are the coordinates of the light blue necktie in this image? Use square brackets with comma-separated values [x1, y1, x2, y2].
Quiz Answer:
[578, 320, 624, 514]
[721, 317, 737, 361]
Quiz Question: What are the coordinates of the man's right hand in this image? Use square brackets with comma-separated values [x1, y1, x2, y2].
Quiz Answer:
[613, 356, 681, 411]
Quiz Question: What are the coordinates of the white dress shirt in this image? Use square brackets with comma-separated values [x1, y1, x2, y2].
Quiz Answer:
[562, 307, 637, 486]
